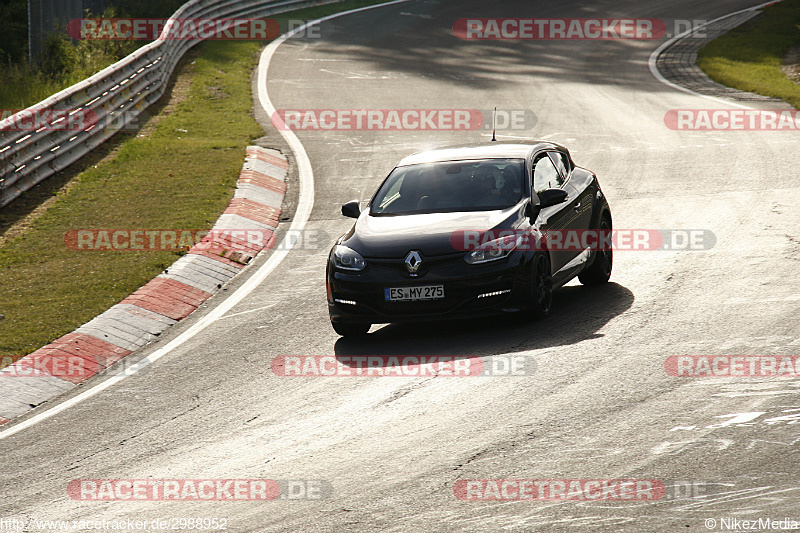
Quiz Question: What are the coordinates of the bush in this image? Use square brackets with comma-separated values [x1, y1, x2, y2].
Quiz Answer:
[41, 31, 81, 77]
[0, 1, 185, 109]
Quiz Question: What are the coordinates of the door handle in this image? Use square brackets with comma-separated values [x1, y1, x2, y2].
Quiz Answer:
[573, 201, 581, 212]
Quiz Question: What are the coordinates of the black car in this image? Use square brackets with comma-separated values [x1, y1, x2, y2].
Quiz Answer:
[326, 141, 612, 336]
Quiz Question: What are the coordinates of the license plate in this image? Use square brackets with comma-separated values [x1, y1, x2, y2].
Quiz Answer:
[385, 285, 444, 301]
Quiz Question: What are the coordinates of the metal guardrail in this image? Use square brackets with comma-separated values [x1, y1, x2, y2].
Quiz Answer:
[0, 0, 342, 207]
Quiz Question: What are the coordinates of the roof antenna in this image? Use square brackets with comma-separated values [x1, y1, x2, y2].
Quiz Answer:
[491, 107, 497, 142]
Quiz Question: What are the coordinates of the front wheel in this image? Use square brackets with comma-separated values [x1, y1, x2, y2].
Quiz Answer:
[579, 217, 612, 285]
[529, 253, 553, 319]
[331, 322, 371, 337]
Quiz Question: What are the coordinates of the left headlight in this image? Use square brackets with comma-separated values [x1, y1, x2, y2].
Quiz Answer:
[333, 245, 367, 271]
[464, 235, 522, 265]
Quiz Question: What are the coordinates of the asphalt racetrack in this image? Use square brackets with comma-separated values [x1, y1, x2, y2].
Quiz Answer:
[2, 0, 800, 531]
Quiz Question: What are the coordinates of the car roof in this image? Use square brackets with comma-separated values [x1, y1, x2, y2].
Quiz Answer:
[396, 141, 567, 167]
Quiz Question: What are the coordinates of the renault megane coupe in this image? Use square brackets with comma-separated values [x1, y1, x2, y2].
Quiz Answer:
[326, 141, 612, 337]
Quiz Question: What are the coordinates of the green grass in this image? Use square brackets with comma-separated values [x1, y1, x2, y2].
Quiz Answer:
[0, 1, 182, 110]
[0, 0, 389, 363]
[0, 43, 138, 110]
[0, 39, 264, 359]
[697, 0, 800, 109]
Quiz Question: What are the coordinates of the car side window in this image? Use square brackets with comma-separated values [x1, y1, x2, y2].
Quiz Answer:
[379, 175, 404, 207]
[532, 154, 561, 193]
[549, 151, 571, 182]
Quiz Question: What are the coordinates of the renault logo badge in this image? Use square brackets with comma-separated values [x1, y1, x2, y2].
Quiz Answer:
[404, 251, 422, 275]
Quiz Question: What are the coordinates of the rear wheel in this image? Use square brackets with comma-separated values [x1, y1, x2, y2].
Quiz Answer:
[530, 253, 552, 319]
[331, 322, 371, 337]
[579, 216, 612, 285]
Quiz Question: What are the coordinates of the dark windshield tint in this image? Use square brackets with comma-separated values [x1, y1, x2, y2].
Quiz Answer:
[370, 159, 525, 215]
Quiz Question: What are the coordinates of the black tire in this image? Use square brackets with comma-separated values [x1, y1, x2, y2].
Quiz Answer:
[332, 322, 371, 337]
[530, 253, 553, 319]
[579, 216, 612, 285]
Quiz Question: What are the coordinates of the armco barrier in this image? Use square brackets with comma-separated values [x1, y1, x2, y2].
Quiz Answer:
[0, 0, 341, 207]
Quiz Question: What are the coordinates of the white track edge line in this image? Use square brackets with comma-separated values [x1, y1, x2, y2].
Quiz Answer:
[648, 0, 784, 110]
[0, 0, 410, 440]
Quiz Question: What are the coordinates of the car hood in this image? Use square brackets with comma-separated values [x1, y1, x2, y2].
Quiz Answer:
[344, 206, 521, 258]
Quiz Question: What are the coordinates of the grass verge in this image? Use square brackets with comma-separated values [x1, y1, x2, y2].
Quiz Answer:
[697, 0, 800, 109]
[0, 1, 186, 110]
[0, 39, 263, 359]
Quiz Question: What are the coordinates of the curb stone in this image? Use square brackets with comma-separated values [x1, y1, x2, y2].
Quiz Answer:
[656, 10, 785, 104]
[0, 146, 287, 426]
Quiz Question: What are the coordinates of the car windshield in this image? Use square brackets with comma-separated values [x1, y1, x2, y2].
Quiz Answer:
[370, 159, 526, 215]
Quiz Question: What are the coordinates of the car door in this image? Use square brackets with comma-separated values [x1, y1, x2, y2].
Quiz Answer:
[550, 150, 594, 232]
[531, 151, 579, 274]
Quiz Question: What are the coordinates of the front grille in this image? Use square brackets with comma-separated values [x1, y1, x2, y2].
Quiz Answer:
[365, 252, 464, 279]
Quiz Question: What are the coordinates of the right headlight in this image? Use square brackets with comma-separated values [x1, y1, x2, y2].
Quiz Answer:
[333, 245, 367, 271]
[464, 235, 522, 265]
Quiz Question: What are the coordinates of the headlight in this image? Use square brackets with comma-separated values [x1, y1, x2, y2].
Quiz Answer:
[333, 245, 367, 271]
[464, 235, 522, 264]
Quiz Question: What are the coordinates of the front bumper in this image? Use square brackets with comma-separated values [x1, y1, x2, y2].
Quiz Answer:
[327, 251, 530, 324]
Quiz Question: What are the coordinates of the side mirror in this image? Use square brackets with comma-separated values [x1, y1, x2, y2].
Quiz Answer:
[537, 188, 568, 209]
[524, 201, 539, 223]
[341, 200, 361, 218]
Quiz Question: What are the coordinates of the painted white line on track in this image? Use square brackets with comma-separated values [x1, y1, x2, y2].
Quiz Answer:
[220, 303, 279, 319]
[648, 0, 784, 110]
[0, 0, 410, 441]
